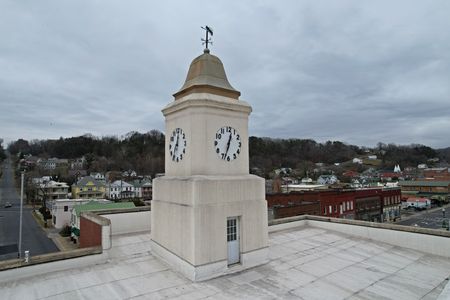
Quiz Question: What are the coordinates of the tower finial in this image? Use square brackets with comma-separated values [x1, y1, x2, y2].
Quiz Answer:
[201, 25, 213, 52]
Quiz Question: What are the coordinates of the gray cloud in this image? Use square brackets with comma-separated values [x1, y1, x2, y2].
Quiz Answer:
[1, 0, 449, 148]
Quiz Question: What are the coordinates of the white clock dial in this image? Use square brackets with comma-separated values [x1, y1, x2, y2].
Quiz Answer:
[169, 128, 186, 162]
[214, 126, 241, 162]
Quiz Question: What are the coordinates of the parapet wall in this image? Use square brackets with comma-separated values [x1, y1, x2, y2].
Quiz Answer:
[269, 215, 450, 258]
[100, 207, 151, 235]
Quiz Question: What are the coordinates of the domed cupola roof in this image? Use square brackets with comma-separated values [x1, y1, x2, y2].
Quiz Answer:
[173, 49, 240, 100]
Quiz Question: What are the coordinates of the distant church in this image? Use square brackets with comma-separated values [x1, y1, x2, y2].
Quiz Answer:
[151, 29, 268, 281]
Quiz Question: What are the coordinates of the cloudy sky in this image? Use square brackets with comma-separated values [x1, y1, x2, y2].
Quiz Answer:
[1, 0, 449, 148]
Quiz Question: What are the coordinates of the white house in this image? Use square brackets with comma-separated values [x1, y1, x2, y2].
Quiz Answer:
[107, 180, 135, 200]
[353, 158, 363, 164]
[317, 175, 339, 185]
[367, 155, 377, 160]
[49, 198, 110, 229]
[90, 172, 105, 181]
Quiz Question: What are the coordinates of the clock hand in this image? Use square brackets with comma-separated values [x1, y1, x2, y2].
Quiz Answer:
[224, 132, 232, 158]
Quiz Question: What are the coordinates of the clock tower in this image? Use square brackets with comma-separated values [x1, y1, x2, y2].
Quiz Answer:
[151, 47, 268, 281]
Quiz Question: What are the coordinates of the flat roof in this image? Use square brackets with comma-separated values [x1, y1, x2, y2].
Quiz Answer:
[2, 226, 449, 299]
[399, 180, 450, 187]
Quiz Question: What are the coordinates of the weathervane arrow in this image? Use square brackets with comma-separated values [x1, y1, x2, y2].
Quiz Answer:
[201, 25, 213, 51]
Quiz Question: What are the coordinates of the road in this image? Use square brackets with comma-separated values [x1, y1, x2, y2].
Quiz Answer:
[0, 155, 58, 260]
[396, 206, 450, 230]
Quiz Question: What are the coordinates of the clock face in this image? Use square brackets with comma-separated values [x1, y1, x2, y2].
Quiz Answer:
[214, 126, 241, 162]
[169, 128, 186, 162]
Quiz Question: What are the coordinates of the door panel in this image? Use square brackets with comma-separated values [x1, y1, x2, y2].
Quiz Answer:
[227, 217, 240, 265]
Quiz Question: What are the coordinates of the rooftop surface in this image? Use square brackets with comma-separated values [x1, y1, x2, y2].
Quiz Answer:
[2, 226, 449, 299]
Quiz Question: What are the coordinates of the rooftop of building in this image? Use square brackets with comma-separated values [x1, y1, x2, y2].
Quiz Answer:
[1, 217, 449, 299]
[73, 201, 135, 217]
[399, 180, 450, 187]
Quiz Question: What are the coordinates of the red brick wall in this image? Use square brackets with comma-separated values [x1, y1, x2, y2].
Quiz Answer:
[273, 202, 320, 218]
[79, 216, 102, 248]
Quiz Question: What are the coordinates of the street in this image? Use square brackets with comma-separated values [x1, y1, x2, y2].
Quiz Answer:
[396, 205, 450, 230]
[0, 155, 58, 260]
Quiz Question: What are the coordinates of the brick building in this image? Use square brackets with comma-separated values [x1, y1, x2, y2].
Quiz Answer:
[354, 188, 382, 222]
[381, 187, 402, 222]
[267, 188, 390, 222]
[399, 180, 450, 202]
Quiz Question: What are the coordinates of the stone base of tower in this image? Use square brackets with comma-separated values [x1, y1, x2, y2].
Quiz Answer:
[150, 240, 268, 281]
[151, 174, 269, 281]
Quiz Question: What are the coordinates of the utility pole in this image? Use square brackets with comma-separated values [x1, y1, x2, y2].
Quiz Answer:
[18, 171, 24, 258]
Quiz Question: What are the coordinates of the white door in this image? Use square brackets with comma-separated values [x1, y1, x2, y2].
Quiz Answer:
[227, 217, 240, 265]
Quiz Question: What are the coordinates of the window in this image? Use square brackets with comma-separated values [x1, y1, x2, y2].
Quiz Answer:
[64, 206, 68, 212]
[329, 205, 332, 214]
[340, 204, 343, 214]
[323, 206, 327, 215]
[346, 201, 350, 210]
[227, 218, 237, 242]
[334, 205, 337, 213]
[350, 202, 353, 210]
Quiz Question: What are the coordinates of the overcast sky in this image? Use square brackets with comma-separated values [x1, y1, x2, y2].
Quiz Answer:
[1, 0, 449, 148]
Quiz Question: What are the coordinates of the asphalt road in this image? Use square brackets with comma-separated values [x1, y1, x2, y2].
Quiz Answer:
[397, 206, 450, 230]
[0, 155, 58, 260]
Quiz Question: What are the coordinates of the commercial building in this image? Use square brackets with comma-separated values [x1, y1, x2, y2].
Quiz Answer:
[399, 180, 450, 202]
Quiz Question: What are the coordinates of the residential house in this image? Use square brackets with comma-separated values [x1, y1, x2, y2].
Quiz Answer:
[72, 176, 106, 199]
[90, 172, 105, 181]
[317, 175, 338, 185]
[141, 180, 152, 200]
[37, 181, 70, 202]
[70, 157, 85, 170]
[122, 170, 137, 177]
[37, 158, 69, 170]
[352, 158, 363, 164]
[107, 180, 135, 200]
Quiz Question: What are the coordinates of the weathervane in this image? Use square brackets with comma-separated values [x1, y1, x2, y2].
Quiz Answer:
[201, 25, 213, 52]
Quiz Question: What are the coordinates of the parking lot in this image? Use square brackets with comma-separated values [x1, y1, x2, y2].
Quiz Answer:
[396, 204, 450, 230]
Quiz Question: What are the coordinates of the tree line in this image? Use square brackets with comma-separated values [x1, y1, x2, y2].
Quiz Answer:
[7, 132, 444, 179]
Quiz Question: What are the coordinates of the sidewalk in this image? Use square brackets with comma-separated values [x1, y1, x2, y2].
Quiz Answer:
[31, 209, 77, 251]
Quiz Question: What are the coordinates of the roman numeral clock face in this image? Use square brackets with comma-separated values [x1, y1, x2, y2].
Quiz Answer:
[214, 126, 241, 162]
[169, 128, 186, 162]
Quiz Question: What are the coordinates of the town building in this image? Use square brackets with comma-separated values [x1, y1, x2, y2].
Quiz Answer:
[317, 174, 338, 185]
[354, 188, 382, 222]
[71, 176, 106, 199]
[69, 157, 85, 170]
[70, 201, 135, 242]
[37, 158, 68, 170]
[141, 179, 152, 200]
[381, 187, 402, 222]
[37, 180, 69, 202]
[106, 180, 135, 200]
[90, 172, 105, 181]
[399, 180, 450, 202]
[49, 198, 110, 229]
[151, 47, 268, 281]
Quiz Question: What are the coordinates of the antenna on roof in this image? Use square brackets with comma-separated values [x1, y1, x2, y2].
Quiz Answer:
[201, 25, 213, 52]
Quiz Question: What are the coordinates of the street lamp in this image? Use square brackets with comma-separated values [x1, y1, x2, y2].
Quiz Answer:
[18, 171, 24, 258]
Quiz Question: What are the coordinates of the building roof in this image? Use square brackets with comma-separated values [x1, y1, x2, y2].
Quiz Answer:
[73, 201, 135, 217]
[173, 50, 241, 100]
[3, 226, 449, 299]
[399, 180, 450, 187]
[110, 180, 133, 188]
[73, 176, 105, 188]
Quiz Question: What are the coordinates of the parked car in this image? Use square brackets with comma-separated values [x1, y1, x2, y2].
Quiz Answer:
[4, 202, 12, 208]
